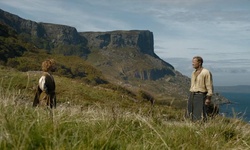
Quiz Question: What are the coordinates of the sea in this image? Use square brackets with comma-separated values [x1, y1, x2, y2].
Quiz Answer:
[219, 92, 250, 123]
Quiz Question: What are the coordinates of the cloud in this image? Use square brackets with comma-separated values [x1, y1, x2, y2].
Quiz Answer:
[206, 59, 250, 72]
[163, 56, 250, 76]
[162, 56, 250, 86]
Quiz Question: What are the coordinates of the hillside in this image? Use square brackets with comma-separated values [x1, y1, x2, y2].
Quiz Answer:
[1, 70, 250, 149]
[0, 8, 192, 107]
[0, 65, 150, 108]
[1, 8, 249, 150]
[0, 8, 231, 108]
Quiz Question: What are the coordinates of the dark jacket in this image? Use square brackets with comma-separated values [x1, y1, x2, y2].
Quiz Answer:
[33, 72, 56, 108]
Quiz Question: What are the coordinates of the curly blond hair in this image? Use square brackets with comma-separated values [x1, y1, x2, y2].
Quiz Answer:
[42, 59, 56, 72]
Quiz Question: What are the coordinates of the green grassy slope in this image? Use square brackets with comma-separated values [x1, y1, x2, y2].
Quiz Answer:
[0, 65, 150, 108]
[0, 74, 249, 149]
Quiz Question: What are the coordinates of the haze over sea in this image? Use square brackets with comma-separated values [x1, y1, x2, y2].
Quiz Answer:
[219, 92, 250, 123]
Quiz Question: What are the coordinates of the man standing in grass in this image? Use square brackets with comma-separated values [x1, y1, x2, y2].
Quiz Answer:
[33, 59, 57, 108]
[186, 56, 214, 121]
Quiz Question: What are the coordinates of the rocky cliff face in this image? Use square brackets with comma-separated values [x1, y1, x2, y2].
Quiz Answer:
[0, 8, 180, 82]
[1, 9, 154, 57]
[0, 9, 86, 47]
[80, 30, 175, 81]
[40, 23, 86, 46]
[80, 30, 156, 57]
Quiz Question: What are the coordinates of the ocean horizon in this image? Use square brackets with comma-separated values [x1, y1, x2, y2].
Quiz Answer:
[219, 92, 250, 123]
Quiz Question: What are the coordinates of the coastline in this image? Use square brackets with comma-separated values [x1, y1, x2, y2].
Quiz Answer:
[218, 92, 250, 123]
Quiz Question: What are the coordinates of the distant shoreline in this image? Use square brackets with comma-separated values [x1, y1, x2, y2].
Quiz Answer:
[218, 92, 250, 123]
[215, 85, 250, 94]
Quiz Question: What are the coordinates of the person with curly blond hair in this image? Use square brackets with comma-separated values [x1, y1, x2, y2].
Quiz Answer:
[33, 59, 57, 108]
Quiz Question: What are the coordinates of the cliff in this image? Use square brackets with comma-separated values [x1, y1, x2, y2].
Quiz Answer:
[0, 8, 191, 105]
[0, 8, 176, 81]
[80, 30, 156, 57]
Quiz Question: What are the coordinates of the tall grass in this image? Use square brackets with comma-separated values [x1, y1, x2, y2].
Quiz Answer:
[0, 83, 250, 150]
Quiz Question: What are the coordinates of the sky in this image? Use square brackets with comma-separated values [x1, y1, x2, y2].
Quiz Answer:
[1, 0, 250, 86]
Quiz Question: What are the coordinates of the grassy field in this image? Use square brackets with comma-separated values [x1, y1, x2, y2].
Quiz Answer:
[0, 67, 250, 150]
